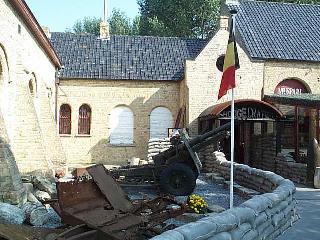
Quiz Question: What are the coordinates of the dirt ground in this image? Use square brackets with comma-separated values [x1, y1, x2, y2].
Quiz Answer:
[0, 222, 58, 240]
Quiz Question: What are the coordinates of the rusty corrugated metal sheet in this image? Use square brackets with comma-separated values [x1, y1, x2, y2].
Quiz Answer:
[87, 164, 133, 212]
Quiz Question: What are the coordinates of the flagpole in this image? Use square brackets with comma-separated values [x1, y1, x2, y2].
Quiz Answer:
[230, 10, 237, 209]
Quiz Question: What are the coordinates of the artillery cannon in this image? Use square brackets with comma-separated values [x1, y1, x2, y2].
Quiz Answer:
[111, 122, 231, 196]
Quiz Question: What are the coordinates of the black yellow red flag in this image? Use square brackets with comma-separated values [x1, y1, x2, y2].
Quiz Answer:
[218, 17, 240, 99]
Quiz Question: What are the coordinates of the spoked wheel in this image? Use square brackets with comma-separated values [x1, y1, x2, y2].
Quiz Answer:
[159, 163, 196, 196]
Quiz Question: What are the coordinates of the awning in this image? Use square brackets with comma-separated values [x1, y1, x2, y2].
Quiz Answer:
[264, 94, 320, 108]
[199, 99, 283, 121]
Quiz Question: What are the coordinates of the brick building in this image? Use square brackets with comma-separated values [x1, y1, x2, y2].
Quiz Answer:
[0, 0, 67, 204]
[197, 1, 320, 183]
[50, 1, 320, 171]
[0, 0, 320, 183]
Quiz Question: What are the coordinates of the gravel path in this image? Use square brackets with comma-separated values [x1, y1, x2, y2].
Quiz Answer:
[125, 174, 246, 209]
[189, 175, 246, 209]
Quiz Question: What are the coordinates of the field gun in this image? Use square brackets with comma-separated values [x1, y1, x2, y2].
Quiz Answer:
[111, 122, 231, 196]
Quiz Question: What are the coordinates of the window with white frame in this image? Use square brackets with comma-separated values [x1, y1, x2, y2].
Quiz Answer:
[150, 107, 173, 139]
[110, 106, 134, 145]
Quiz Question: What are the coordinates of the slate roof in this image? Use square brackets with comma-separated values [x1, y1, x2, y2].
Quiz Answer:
[51, 33, 207, 80]
[51, 1, 320, 80]
[233, 1, 320, 62]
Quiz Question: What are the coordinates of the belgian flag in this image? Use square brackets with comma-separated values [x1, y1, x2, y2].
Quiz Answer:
[218, 15, 240, 100]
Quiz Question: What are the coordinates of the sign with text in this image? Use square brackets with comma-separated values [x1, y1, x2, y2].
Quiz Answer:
[275, 79, 308, 95]
[219, 106, 276, 120]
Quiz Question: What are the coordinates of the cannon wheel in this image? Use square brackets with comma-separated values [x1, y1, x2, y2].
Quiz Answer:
[159, 163, 196, 196]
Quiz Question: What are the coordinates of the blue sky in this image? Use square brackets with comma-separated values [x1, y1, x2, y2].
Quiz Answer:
[25, 0, 140, 32]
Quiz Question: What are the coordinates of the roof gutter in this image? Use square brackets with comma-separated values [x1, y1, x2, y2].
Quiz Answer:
[9, 0, 62, 68]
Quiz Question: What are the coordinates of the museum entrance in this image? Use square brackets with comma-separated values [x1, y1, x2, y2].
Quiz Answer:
[198, 99, 283, 167]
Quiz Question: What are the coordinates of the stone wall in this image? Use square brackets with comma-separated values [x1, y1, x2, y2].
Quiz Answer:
[58, 79, 180, 166]
[263, 61, 320, 95]
[0, 0, 66, 173]
[184, 25, 265, 136]
[152, 152, 297, 240]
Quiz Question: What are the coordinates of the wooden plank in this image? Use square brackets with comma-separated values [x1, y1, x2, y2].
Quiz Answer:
[87, 164, 133, 212]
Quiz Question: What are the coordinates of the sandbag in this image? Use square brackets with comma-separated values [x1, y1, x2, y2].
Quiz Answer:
[272, 212, 285, 227]
[150, 230, 184, 240]
[241, 229, 258, 240]
[29, 206, 51, 226]
[253, 212, 268, 227]
[263, 193, 283, 206]
[32, 176, 57, 198]
[228, 207, 255, 225]
[282, 203, 294, 216]
[0, 203, 25, 225]
[230, 223, 251, 239]
[261, 224, 274, 238]
[241, 195, 273, 214]
[256, 219, 272, 235]
[265, 200, 289, 217]
[174, 220, 217, 240]
[202, 211, 238, 232]
[208, 232, 232, 240]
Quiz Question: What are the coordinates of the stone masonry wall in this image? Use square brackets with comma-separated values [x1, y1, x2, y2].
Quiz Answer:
[263, 61, 320, 95]
[152, 152, 297, 240]
[58, 79, 180, 166]
[185, 26, 265, 136]
[0, 0, 66, 173]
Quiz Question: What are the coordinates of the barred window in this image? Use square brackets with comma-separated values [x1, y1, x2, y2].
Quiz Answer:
[78, 104, 91, 135]
[59, 104, 71, 134]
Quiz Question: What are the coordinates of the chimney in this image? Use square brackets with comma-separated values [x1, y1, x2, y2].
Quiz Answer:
[100, 22, 110, 39]
[100, 0, 110, 39]
[220, 0, 239, 30]
[42, 26, 51, 39]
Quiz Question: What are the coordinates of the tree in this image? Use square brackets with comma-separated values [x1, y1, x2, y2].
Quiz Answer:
[138, 0, 220, 38]
[71, 10, 140, 36]
[131, 16, 141, 35]
[109, 9, 132, 35]
[73, 17, 101, 35]
[266, 0, 320, 3]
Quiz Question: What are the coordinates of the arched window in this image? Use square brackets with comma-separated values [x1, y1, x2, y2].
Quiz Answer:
[110, 106, 133, 145]
[78, 104, 91, 135]
[59, 104, 71, 134]
[274, 78, 310, 162]
[150, 107, 173, 139]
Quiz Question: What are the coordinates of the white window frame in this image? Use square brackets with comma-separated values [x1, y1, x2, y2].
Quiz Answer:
[150, 107, 173, 139]
[110, 106, 134, 145]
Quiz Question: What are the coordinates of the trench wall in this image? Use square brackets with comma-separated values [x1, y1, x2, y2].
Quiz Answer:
[275, 155, 307, 184]
[151, 151, 297, 240]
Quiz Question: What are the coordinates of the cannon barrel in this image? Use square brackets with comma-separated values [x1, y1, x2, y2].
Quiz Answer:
[188, 122, 231, 147]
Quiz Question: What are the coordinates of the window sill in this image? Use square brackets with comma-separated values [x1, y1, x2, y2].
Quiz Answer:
[59, 134, 72, 137]
[109, 143, 136, 147]
[75, 134, 91, 138]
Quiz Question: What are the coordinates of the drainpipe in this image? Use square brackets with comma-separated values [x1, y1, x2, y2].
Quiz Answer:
[54, 68, 60, 123]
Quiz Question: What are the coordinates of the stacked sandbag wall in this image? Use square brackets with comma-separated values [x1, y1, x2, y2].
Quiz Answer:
[199, 143, 217, 172]
[275, 155, 307, 184]
[250, 134, 277, 172]
[147, 138, 171, 162]
[151, 152, 297, 240]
